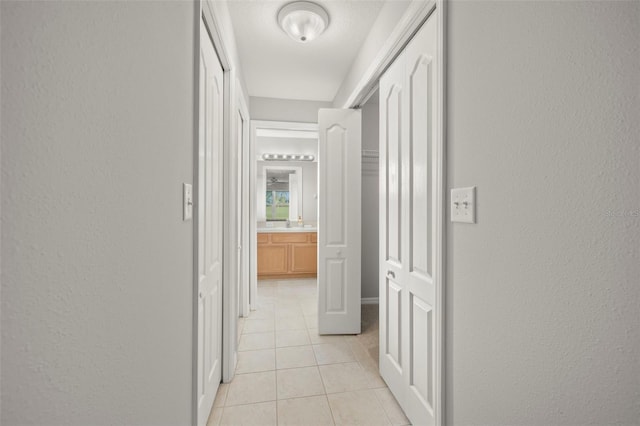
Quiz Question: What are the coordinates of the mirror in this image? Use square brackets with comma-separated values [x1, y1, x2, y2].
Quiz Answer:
[266, 169, 292, 221]
[258, 166, 302, 221]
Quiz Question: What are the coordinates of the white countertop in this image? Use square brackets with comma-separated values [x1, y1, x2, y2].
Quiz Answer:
[257, 227, 317, 233]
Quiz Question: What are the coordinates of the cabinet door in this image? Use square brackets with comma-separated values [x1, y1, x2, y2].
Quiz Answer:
[290, 244, 318, 273]
[257, 244, 288, 275]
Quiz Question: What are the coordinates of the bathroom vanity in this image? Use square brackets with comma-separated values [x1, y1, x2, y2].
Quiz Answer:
[257, 228, 317, 279]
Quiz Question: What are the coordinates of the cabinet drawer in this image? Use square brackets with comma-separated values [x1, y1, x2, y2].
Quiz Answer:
[271, 233, 308, 243]
[310, 233, 317, 243]
[257, 233, 269, 244]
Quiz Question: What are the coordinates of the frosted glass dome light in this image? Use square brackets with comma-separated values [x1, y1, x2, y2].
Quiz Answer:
[278, 2, 330, 43]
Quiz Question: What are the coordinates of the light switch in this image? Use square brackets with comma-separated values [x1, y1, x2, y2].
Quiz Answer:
[451, 187, 476, 223]
[183, 183, 193, 221]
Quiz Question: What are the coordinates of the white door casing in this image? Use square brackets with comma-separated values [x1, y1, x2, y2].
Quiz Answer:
[236, 84, 250, 318]
[379, 6, 442, 426]
[318, 109, 362, 335]
[249, 121, 319, 313]
[197, 18, 224, 426]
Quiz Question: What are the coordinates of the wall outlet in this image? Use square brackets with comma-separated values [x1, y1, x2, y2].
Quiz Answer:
[451, 186, 476, 223]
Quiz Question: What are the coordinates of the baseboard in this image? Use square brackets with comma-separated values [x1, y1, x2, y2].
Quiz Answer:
[361, 297, 379, 305]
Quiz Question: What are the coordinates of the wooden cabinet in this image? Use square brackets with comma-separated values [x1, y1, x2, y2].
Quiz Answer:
[290, 244, 317, 273]
[257, 232, 317, 279]
[257, 244, 288, 275]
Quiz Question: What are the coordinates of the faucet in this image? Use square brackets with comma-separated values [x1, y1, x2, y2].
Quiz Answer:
[286, 219, 291, 228]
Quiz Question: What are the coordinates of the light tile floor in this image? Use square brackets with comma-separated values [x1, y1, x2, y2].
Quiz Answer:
[207, 278, 410, 426]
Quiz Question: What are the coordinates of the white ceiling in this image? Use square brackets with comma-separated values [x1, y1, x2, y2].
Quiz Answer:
[226, 0, 388, 102]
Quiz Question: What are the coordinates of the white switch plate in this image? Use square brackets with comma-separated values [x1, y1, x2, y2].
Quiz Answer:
[451, 186, 476, 223]
[183, 183, 193, 221]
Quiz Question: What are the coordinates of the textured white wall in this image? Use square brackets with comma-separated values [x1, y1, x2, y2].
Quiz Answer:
[250, 96, 331, 123]
[446, 1, 640, 424]
[361, 98, 380, 299]
[1, 1, 196, 424]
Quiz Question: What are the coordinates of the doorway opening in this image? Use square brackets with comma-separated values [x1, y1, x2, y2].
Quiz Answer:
[249, 121, 319, 313]
[201, 2, 444, 424]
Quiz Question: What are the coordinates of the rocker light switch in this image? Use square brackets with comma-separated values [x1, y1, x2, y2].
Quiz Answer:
[451, 187, 476, 223]
[183, 183, 193, 221]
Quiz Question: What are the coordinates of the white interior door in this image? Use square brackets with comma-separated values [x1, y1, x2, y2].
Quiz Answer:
[379, 9, 440, 426]
[318, 108, 361, 334]
[197, 19, 224, 426]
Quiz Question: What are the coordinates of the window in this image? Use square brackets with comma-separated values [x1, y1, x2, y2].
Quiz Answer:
[266, 190, 289, 221]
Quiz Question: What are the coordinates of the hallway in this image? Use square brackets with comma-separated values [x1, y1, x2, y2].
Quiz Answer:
[207, 279, 409, 425]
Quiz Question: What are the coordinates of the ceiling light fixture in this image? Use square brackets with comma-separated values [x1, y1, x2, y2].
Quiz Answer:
[277, 1, 329, 43]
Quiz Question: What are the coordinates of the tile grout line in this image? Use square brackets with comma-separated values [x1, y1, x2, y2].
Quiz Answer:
[314, 349, 338, 426]
[274, 360, 279, 426]
[274, 293, 279, 426]
[371, 387, 396, 426]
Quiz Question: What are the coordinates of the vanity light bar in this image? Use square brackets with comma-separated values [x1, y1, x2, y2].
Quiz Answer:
[262, 154, 315, 161]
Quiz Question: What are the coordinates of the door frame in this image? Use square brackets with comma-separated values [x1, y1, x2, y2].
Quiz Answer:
[249, 120, 319, 311]
[200, 0, 446, 423]
[236, 83, 250, 318]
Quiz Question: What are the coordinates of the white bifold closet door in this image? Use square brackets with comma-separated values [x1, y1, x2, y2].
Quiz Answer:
[379, 8, 441, 426]
[318, 108, 362, 335]
[197, 18, 224, 426]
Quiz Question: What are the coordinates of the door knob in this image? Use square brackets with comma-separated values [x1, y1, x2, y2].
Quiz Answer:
[387, 270, 395, 279]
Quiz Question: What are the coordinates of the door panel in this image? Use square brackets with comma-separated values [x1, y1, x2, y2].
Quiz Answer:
[325, 259, 346, 312]
[386, 279, 402, 368]
[380, 9, 440, 426]
[410, 295, 433, 412]
[385, 86, 402, 266]
[325, 125, 347, 246]
[318, 108, 361, 334]
[197, 18, 223, 426]
[409, 54, 433, 278]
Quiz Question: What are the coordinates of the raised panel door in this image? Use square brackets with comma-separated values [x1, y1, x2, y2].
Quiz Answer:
[318, 109, 361, 334]
[379, 7, 440, 426]
[197, 17, 223, 426]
